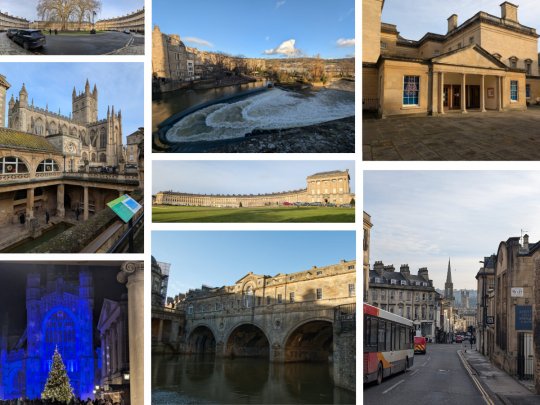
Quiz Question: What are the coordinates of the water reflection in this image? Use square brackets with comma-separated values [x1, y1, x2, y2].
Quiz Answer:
[152, 354, 355, 404]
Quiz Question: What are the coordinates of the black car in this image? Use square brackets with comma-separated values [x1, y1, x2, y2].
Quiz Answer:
[6, 28, 19, 39]
[12, 29, 46, 50]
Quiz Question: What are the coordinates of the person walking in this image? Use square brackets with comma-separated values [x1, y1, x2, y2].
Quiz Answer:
[75, 207, 80, 221]
[45, 211, 49, 224]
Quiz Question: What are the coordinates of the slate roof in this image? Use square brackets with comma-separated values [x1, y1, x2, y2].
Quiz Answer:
[0, 128, 59, 153]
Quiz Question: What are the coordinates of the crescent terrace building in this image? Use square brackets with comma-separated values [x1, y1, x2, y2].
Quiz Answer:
[154, 170, 354, 208]
[363, 1, 540, 117]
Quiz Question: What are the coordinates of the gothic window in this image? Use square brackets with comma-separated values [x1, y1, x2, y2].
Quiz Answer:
[99, 153, 106, 163]
[0, 156, 28, 174]
[91, 153, 96, 162]
[37, 159, 59, 172]
[43, 309, 76, 374]
[48, 121, 58, 135]
[100, 128, 107, 148]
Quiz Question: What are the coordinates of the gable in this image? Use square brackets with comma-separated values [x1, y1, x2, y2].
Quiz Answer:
[432, 46, 506, 70]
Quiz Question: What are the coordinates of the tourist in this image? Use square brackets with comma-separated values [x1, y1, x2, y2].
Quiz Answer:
[54, 29, 58, 35]
[75, 207, 80, 221]
[19, 212, 25, 225]
[45, 211, 49, 224]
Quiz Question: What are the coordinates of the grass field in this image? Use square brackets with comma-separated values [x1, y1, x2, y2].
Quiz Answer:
[152, 205, 355, 223]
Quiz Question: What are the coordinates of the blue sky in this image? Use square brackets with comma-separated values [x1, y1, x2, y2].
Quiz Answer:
[364, 171, 540, 290]
[152, 231, 356, 295]
[152, 160, 354, 194]
[1, 0, 144, 21]
[1, 63, 144, 140]
[382, 0, 540, 51]
[153, 0, 355, 58]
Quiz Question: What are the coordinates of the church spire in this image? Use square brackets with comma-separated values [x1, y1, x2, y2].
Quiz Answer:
[445, 257, 454, 301]
[446, 257, 452, 284]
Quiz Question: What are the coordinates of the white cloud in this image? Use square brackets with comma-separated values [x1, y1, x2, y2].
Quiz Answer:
[263, 39, 302, 56]
[183, 36, 214, 48]
[276, 0, 286, 9]
[336, 38, 355, 47]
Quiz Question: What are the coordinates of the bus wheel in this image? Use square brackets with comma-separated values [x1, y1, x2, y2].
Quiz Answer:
[376, 363, 383, 385]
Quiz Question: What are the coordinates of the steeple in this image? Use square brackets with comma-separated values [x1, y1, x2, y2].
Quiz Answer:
[444, 258, 454, 301]
[92, 83, 98, 99]
[85, 78, 90, 94]
[72, 86, 76, 99]
[19, 83, 28, 107]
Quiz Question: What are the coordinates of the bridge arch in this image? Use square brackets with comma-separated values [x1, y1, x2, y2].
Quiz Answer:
[187, 324, 217, 354]
[225, 322, 270, 358]
[283, 317, 334, 362]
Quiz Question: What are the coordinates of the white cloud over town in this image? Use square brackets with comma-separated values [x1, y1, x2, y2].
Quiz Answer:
[263, 39, 302, 56]
[336, 38, 355, 47]
[183, 36, 214, 48]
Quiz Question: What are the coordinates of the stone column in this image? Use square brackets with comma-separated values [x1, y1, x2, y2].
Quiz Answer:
[100, 334, 107, 381]
[481, 75, 486, 112]
[499, 76, 504, 111]
[26, 187, 34, 219]
[157, 319, 164, 343]
[439, 72, 445, 114]
[83, 186, 89, 220]
[118, 189, 124, 197]
[461, 73, 467, 113]
[56, 184, 65, 218]
[111, 325, 117, 373]
[118, 261, 144, 405]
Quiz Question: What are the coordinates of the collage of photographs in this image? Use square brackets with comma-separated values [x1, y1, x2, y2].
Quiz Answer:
[3, 0, 540, 405]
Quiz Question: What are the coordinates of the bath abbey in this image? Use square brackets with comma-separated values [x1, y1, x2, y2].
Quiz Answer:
[154, 170, 354, 207]
[0, 73, 143, 253]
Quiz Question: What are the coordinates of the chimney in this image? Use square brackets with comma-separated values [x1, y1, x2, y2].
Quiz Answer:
[501, 2, 518, 22]
[374, 261, 384, 276]
[523, 233, 529, 251]
[418, 267, 430, 281]
[384, 264, 395, 272]
[448, 14, 458, 33]
[400, 264, 410, 277]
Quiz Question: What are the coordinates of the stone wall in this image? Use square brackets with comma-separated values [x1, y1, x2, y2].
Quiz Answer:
[333, 329, 356, 391]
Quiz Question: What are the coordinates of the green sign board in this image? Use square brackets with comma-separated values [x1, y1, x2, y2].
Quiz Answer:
[107, 194, 142, 223]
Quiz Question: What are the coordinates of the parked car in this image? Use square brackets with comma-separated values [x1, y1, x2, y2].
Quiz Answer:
[12, 29, 45, 50]
[123, 29, 131, 34]
[6, 28, 19, 39]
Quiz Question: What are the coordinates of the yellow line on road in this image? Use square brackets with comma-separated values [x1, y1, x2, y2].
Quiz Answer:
[458, 350, 494, 405]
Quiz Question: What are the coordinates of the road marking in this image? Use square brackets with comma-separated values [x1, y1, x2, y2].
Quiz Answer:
[382, 380, 405, 394]
[457, 350, 495, 405]
[409, 369, 419, 377]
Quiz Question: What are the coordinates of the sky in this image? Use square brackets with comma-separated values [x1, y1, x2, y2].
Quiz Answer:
[153, 0, 355, 59]
[152, 161, 355, 195]
[364, 171, 540, 290]
[382, 0, 540, 51]
[152, 231, 356, 295]
[1, 0, 144, 21]
[1, 63, 144, 140]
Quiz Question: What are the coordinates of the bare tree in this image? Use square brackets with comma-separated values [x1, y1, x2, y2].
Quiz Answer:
[74, 0, 101, 30]
[37, 0, 76, 30]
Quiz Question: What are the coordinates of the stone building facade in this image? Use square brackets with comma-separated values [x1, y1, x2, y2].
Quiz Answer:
[7, 79, 123, 169]
[491, 235, 539, 381]
[95, 8, 145, 33]
[152, 26, 196, 81]
[363, 1, 539, 117]
[367, 262, 438, 339]
[154, 170, 353, 208]
[363, 211, 372, 301]
[0, 11, 29, 31]
[126, 128, 143, 166]
[476, 255, 496, 357]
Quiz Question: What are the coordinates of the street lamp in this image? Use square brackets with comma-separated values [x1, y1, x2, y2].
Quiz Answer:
[123, 373, 130, 381]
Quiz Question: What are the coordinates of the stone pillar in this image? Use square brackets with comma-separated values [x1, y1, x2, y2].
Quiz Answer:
[111, 325, 117, 373]
[461, 73, 467, 113]
[56, 184, 65, 218]
[118, 189, 124, 197]
[499, 76, 504, 111]
[118, 261, 144, 405]
[83, 186, 89, 220]
[432, 70, 438, 115]
[439, 72, 445, 115]
[26, 187, 34, 219]
[481, 75, 486, 112]
[100, 334, 107, 381]
[157, 319, 164, 343]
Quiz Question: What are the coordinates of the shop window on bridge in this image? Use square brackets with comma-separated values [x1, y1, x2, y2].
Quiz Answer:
[37, 159, 59, 172]
[403, 76, 420, 105]
[0, 156, 28, 174]
[510, 81, 519, 101]
[316, 288, 323, 300]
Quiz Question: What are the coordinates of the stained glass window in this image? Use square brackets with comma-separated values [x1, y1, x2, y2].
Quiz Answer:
[510, 80, 518, 101]
[403, 76, 420, 105]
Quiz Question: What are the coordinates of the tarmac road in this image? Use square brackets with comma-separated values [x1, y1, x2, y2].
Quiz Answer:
[36, 31, 132, 55]
[364, 344, 489, 405]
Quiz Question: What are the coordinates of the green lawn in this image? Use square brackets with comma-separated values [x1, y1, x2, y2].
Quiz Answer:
[152, 205, 355, 223]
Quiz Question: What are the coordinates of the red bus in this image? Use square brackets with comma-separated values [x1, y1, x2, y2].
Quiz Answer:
[364, 303, 415, 384]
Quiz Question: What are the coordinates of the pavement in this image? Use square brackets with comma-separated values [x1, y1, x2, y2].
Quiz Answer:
[0, 33, 32, 55]
[461, 347, 540, 405]
[0, 31, 144, 55]
[363, 106, 540, 160]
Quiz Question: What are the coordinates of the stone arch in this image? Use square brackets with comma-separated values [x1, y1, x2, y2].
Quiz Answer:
[41, 306, 79, 375]
[34, 117, 44, 135]
[91, 153, 96, 162]
[80, 129, 88, 145]
[60, 123, 68, 135]
[70, 126, 77, 136]
[48, 120, 58, 135]
[187, 324, 217, 354]
[225, 322, 270, 358]
[0, 155, 30, 174]
[81, 151, 88, 161]
[90, 129, 98, 147]
[283, 318, 333, 362]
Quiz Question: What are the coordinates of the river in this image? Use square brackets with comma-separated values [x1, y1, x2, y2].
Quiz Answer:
[152, 82, 265, 132]
[152, 355, 356, 404]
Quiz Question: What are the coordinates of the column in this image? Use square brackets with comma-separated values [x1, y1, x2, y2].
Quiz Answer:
[432, 70, 438, 115]
[118, 189, 124, 197]
[56, 184, 65, 218]
[481, 75, 486, 112]
[83, 186, 89, 220]
[118, 261, 144, 405]
[26, 187, 34, 219]
[157, 319, 164, 343]
[461, 73, 467, 113]
[439, 72, 445, 114]
[497, 76, 503, 111]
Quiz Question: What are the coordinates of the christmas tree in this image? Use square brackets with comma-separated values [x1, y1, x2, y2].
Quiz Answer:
[41, 346, 74, 403]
